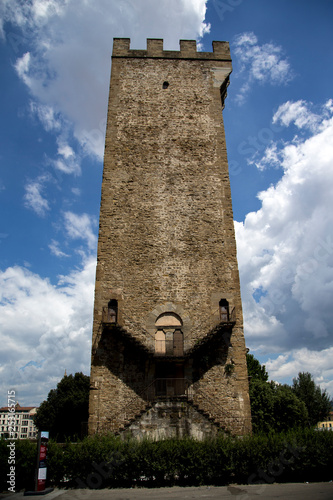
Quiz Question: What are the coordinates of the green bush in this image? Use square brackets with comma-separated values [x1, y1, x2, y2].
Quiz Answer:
[0, 438, 37, 493]
[2, 429, 333, 492]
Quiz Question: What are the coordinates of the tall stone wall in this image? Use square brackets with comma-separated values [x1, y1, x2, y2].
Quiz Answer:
[89, 38, 252, 437]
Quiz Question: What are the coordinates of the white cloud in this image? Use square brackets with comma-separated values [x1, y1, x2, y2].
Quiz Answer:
[273, 100, 321, 131]
[265, 347, 333, 396]
[51, 139, 81, 174]
[4, 0, 209, 159]
[57, 141, 74, 159]
[52, 157, 81, 176]
[30, 101, 62, 132]
[0, 257, 95, 406]
[31, 0, 69, 22]
[71, 187, 81, 196]
[233, 32, 293, 104]
[14, 52, 32, 87]
[255, 143, 281, 171]
[64, 211, 97, 251]
[24, 176, 50, 216]
[49, 239, 69, 258]
[236, 100, 333, 398]
[29, 102, 81, 175]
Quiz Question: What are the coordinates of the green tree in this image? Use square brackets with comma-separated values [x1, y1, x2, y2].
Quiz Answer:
[247, 354, 308, 433]
[292, 372, 332, 426]
[248, 378, 274, 433]
[246, 353, 269, 382]
[35, 372, 90, 441]
[272, 383, 308, 432]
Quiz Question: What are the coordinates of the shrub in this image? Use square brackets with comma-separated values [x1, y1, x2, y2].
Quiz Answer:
[2, 429, 333, 492]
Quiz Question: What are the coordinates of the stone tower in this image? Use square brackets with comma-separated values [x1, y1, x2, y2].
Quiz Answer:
[88, 38, 252, 439]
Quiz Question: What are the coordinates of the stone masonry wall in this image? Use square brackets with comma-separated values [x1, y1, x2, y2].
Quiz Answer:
[89, 39, 252, 436]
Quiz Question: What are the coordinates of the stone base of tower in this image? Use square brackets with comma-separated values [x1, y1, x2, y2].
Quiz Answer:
[120, 398, 220, 440]
[88, 319, 252, 439]
[89, 393, 251, 440]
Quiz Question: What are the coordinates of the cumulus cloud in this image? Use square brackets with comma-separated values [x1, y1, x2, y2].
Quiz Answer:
[273, 100, 321, 131]
[29, 101, 62, 132]
[266, 348, 333, 396]
[57, 141, 75, 159]
[14, 52, 32, 87]
[64, 211, 97, 251]
[52, 157, 81, 176]
[3, 0, 209, 159]
[43, 137, 81, 176]
[0, 257, 95, 406]
[236, 99, 333, 395]
[49, 239, 69, 258]
[24, 176, 50, 216]
[233, 32, 293, 104]
[255, 100, 333, 171]
[254, 143, 281, 171]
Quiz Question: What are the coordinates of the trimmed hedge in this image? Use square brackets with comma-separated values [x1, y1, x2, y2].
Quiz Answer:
[1, 428, 333, 492]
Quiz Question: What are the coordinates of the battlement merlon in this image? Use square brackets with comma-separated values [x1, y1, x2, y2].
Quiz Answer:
[112, 38, 232, 64]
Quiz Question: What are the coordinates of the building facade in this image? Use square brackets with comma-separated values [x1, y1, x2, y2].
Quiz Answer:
[88, 38, 252, 439]
[317, 411, 333, 430]
[0, 404, 38, 439]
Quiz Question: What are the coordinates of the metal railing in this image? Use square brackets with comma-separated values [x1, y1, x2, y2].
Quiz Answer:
[144, 378, 193, 400]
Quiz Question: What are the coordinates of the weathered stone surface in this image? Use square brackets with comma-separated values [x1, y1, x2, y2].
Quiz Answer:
[123, 399, 219, 441]
[88, 38, 252, 438]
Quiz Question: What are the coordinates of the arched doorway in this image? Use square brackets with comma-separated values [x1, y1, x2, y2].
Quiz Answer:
[154, 312, 185, 397]
[107, 299, 118, 323]
[219, 299, 229, 322]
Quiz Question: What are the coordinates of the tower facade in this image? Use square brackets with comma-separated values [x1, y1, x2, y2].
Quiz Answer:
[88, 38, 252, 439]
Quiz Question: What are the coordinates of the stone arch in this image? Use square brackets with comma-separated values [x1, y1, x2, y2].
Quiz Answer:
[146, 302, 192, 339]
[155, 312, 183, 328]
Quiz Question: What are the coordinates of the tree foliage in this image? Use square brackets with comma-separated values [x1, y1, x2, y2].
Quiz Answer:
[248, 379, 274, 433]
[246, 353, 269, 382]
[292, 372, 332, 426]
[247, 354, 309, 433]
[35, 372, 90, 441]
[272, 383, 308, 432]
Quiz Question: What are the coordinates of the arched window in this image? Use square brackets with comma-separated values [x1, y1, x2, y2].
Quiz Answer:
[173, 329, 184, 356]
[107, 299, 118, 324]
[154, 312, 183, 356]
[219, 299, 229, 322]
[155, 330, 166, 354]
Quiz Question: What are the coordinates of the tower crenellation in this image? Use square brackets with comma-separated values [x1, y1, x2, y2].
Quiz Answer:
[112, 37, 231, 60]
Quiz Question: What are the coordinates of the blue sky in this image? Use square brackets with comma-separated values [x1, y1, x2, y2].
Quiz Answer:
[1, 0, 333, 407]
